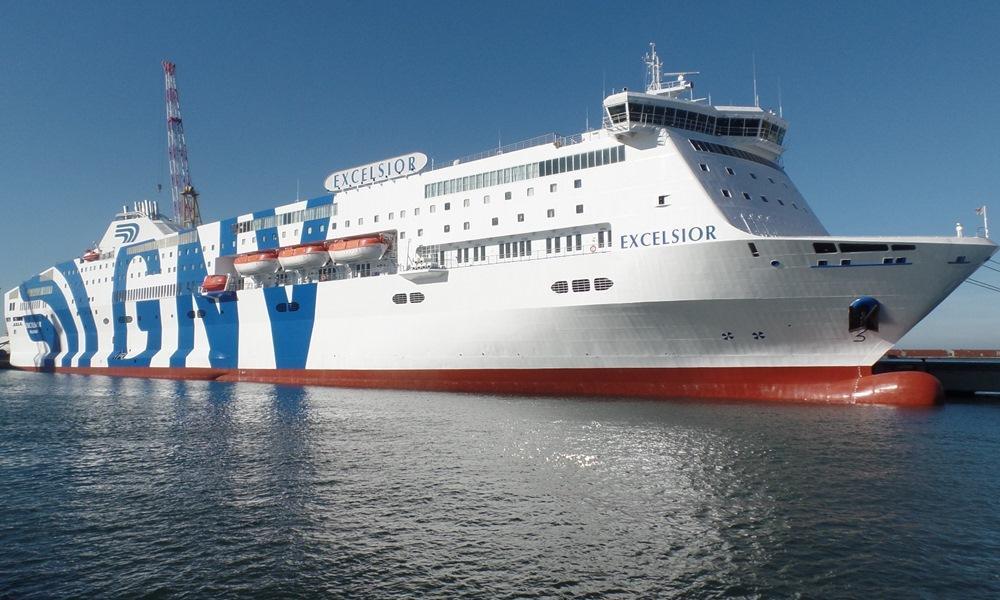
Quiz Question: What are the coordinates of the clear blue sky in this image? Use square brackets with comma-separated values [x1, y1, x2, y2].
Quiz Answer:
[2, 0, 999, 346]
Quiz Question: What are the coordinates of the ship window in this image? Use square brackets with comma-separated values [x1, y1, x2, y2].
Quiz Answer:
[414, 208, 420, 216]
[892, 244, 916, 251]
[517, 213, 524, 222]
[726, 167, 735, 175]
[699, 163, 709, 172]
[345, 220, 350, 227]
[392, 293, 407, 304]
[594, 277, 613, 291]
[464, 221, 470, 230]
[483, 195, 490, 204]
[883, 258, 893, 264]
[551, 281, 568, 294]
[748, 243, 759, 257]
[841, 259, 852, 266]
[813, 242, 837, 254]
[742, 192, 752, 200]
[429, 206, 436, 214]
[722, 189, 732, 198]
[575, 234, 582, 250]
[409, 292, 425, 304]
[554, 237, 561, 253]
[658, 195, 668, 206]
[463, 198, 470, 207]
[749, 173, 757, 179]
[574, 179, 582, 188]
[417, 229, 423, 237]
[399, 231, 405, 239]
[505, 191, 512, 200]
[527, 187, 534, 197]
[776, 198, 784, 206]
[571, 279, 590, 292]
[444, 225, 450, 233]
[598, 230, 605, 248]
[550, 183, 557, 193]
[444, 202, 450, 211]
[288, 302, 300, 312]
[547, 209, 555, 218]
[761, 196, 769, 203]
[840, 243, 889, 253]
[817, 260, 828, 266]
[492, 217, 499, 226]
[576, 204, 583, 214]
[546, 238, 552, 254]
[895, 257, 907, 264]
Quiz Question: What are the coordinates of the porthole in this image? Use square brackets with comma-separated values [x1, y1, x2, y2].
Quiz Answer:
[288, 302, 300, 312]
[551, 281, 568, 294]
[276, 303, 287, 312]
[594, 277, 614, 291]
[409, 292, 425, 303]
[392, 293, 407, 304]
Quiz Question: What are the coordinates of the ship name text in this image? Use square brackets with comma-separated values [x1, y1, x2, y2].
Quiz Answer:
[324, 152, 428, 192]
[621, 225, 717, 249]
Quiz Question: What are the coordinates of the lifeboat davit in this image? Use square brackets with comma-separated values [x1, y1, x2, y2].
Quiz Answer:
[278, 242, 329, 271]
[200, 274, 229, 295]
[327, 236, 388, 264]
[82, 249, 100, 262]
[234, 250, 280, 276]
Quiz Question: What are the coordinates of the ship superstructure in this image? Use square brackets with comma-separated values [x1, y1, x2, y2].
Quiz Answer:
[5, 48, 995, 405]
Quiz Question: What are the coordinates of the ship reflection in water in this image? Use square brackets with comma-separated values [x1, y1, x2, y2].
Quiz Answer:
[2, 370, 998, 597]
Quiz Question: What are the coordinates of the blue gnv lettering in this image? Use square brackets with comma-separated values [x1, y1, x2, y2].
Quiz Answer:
[621, 225, 717, 249]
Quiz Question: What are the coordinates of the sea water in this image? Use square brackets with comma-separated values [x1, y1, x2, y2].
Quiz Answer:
[1, 369, 999, 598]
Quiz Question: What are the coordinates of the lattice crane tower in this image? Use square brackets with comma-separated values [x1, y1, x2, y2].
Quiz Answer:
[162, 61, 202, 229]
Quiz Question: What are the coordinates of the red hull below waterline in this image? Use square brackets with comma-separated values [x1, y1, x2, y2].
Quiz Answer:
[15, 365, 943, 407]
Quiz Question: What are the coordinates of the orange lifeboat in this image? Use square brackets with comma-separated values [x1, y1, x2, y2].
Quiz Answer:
[326, 235, 388, 264]
[278, 242, 329, 271]
[200, 274, 229, 295]
[82, 249, 100, 262]
[234, 249, 280, 276]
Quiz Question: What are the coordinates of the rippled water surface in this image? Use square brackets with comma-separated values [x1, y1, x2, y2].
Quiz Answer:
[2, 370, 999, 598]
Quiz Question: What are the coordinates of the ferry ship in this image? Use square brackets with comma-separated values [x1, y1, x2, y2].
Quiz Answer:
[5, 48, 995, 406]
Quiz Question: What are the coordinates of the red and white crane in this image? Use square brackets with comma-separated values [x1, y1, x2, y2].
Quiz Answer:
[162, 61, 202, 229]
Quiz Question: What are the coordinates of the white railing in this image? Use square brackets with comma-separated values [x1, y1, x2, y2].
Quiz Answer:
[427, 132, 585, 172]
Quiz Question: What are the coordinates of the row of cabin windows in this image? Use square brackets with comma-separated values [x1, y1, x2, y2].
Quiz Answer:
[424, 145, 622, 199]
[550, 278, 614, 294]
[720, 189, 804, 212]
[689, 139, 780, 171]
[233, 204, 335, 234]
[817, 257, 908, 267]
[608, 103, 787, 145]
[113, 283, 195, 303]
[701, 163, 785, 188]
[455, 246, 487, 263]
[240, 184, 584, 244]
[813, 242, 916, 254]
[546, 234, 583, 254]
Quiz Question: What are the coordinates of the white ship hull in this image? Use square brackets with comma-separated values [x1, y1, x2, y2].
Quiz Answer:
[6, 68, 996, 405]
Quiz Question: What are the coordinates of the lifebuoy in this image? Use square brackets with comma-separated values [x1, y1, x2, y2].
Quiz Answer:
[590, 245, 597, 253]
